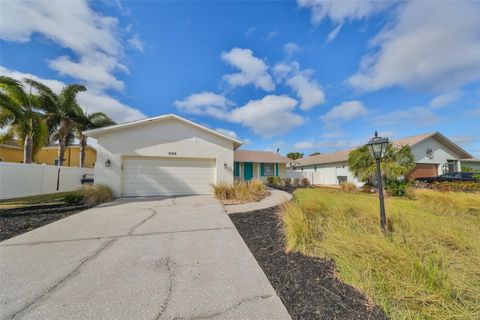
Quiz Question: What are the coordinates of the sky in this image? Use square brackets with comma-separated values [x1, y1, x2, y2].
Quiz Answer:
[0, 0, 479, 157]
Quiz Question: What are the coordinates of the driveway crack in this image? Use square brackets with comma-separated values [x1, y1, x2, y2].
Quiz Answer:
[154, 233, 176, 320]
[172, 295, 272, 320]
[9, 237, 117, 319]
[128, 207, 157, 235]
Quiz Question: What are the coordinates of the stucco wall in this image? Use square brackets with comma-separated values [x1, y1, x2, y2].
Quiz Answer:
[35, 147, 96, 168]
[410, 137, 462, 174]
[0, 146, 23, 163]
[93, 118, 235, 196]
[297, 162, 362, 186]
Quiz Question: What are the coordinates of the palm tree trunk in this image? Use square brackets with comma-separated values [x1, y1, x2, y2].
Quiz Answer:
[58, 138, 65, 166]
[79, 135, 87, 168]
[24, 135, 33, 164]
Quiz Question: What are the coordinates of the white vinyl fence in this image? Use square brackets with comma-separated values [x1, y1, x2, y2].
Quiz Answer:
[286, 169, 324, 185]
[0, 162, 94, 200]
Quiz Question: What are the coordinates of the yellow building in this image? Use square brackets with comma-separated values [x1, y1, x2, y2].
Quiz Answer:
[0, 143, 97, 168]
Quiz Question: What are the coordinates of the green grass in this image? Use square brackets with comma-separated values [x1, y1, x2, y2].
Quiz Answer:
[281, 188, 480, 319]
[0, 192, 74, 209]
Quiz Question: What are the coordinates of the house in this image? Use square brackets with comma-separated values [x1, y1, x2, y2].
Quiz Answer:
[83, 114, 243, 197]
[461, 158, 480, 172]
[234, 150, 294, 181]
[292, 132, 472, 186]
[0, 141, 97, 168]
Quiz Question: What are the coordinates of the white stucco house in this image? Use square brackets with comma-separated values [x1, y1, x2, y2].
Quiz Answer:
[84, 114, 242, 197]
[291, 132, 473, 186]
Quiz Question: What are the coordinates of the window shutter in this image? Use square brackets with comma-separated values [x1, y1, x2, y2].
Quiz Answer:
[234, 162, 240, 177]
[260, 163, 264, 176]
[275, 163, 279, 176]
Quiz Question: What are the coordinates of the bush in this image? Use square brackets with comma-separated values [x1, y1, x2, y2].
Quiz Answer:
[63, 192, 85, 205]
[82, 184, 113, 205]
[213, 179, 267, 202]
[340, 182, 357, 193]
[301, 178, 310, 187]
[384, 179, 409, 197]
[361, 182, 374, 193]
[284, 177, 292, 187]
[266, 176, 275, 184]
[429, 181, 480, 193]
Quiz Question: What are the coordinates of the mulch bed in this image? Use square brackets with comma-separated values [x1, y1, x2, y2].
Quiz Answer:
[229, 207, 388, 320]
[0, 204, 89, 241]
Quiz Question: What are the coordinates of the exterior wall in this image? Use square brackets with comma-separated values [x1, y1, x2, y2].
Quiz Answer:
[411, 137, 462, 174]
[0, 162, 93, 200]
[461, 161, 480, 171]
[35, 147, 97, 168]
[0, 145, 23, 163]
[235, 162, 286, 181]
[293, 162, 362, 186]
[94, 118, 235, 197]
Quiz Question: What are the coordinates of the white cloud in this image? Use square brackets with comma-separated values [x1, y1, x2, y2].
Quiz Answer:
[245, 27, 256, 38]
[286, 70, 325, 110]
[284, 42, 301, 55]
[0, 0, 136, 92]
[372, 106, 441, 126]
[429, 91, 462, 108]
[321, 100, 368, 122]
[469, 107, 480, 117]
[0, 66, 145, 123]
[221, 48, 275, 91]
[298, 0, 392, 41]
[273, 61, 300, 83]
[230, 95, 304, 137]
[128, 34, 144, 52]
[174, 92, 234, 120]
[215, 128, 238, 139]
[293, 140, 317, 150]
[266, 31, 279, 41]
[349, 1, 480, 92]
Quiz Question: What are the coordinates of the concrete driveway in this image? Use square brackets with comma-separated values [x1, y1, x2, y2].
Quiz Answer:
[0, 196, 291, 320]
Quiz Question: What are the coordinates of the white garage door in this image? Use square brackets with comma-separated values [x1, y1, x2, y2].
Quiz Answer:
[122, 157, 215, 196]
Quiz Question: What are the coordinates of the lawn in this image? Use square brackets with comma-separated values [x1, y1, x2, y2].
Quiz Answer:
[281, 188, 480, 319]
[0, 192, 74, 209]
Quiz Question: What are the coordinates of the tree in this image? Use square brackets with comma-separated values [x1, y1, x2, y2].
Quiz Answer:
[74, 109, 115, 167]
[27, 79, 86, 166]
[309, 152, 321, 156]
[0, 76, 48, 163]
[347, 144, 415, 183]
[287, 152, 304, 160]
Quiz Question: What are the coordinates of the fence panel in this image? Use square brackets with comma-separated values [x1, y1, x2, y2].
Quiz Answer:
[0, 163, 94, 200]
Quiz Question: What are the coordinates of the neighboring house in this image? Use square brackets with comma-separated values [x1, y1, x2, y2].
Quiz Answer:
[234, 150, 294, 181]
[83, 114, 243, 197]
[461, 158, 480, 172]
[0, 141, 96, 168]
[292, 132, 472, 186]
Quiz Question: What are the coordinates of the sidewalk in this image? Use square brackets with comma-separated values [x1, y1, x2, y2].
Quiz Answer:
[224, 189, 292, 214]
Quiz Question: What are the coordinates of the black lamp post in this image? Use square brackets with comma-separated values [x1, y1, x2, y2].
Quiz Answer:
[366, 131, 389, 233]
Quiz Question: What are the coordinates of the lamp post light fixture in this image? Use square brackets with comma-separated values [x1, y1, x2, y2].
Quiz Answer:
[366, 131, 389, 233]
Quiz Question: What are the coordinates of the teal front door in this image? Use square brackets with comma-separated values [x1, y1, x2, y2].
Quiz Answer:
[243, 162, 253, 180]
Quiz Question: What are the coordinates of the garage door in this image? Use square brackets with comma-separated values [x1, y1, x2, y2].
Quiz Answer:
[122, 157, 215, 196]
[406, 163, 438, 181]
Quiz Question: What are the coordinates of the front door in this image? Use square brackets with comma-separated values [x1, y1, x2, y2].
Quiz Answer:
[243, 162, 253, 180]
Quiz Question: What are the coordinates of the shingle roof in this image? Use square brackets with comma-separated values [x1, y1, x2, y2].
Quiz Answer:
[234, 150, 294, 163]
[295, 132, 472, 167]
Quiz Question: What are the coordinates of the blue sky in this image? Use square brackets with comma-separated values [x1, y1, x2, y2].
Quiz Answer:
[1, 0, 479, 156]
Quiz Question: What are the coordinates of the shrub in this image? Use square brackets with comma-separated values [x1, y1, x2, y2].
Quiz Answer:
[292, 178, 300, 187]
[63, 192, 85, 205]
[301, 178, 310, 187]
[284, 177, 292, 187]
[384, 179, 409, 197]
[82, 184, 113, 205]
[362, 182, 374, 193]
[266, 176, 275, 184]
[213, 179, 267, 202]
[340, 182, 357, 193]
[418, 181, 480, 193]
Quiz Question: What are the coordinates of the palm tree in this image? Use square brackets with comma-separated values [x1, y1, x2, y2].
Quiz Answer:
[26, 79, 86, 166]
[74, 108, 115, 167]
[0, 76, 48, 163]
[347, 144, 416, 183]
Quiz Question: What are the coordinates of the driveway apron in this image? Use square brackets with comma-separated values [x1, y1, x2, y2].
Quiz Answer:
[0, 196, 291, 320]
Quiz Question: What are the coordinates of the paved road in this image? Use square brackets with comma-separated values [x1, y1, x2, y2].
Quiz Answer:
[0, 196, 291, 320]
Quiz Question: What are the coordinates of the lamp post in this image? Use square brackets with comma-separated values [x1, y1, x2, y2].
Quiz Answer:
[366, 131, 389, 233]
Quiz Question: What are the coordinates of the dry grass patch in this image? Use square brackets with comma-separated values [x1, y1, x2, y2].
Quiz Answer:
[213, 180, 268, 204]
[281, 188, 480, 319]
[81, 184, 113, 205]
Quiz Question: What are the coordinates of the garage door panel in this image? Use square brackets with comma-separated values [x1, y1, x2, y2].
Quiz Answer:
[122, 158, 215, 196]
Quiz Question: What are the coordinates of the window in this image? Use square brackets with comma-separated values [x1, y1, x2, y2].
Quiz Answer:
[234, 162, 240, 177]
[264, 163, 274, 176]
[0, 158, 3, 162]
[53, 158, 59, 166]
[447, 160, 457, 173]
